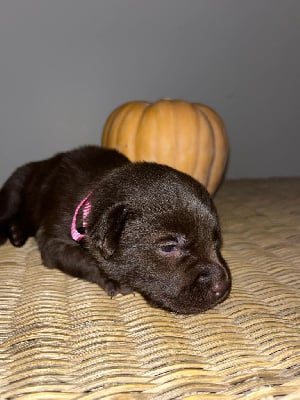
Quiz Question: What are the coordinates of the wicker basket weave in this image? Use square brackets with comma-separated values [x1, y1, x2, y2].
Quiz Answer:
[0, 178, 299, 399]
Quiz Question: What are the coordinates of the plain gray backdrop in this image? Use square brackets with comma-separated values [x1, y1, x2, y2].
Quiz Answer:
[0, 0, 299, 186]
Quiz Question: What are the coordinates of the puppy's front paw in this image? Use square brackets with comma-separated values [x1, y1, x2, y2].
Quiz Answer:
[104, 279, 121, 298]
[103, 280, 134, 297]
[9, 223, 28, 247]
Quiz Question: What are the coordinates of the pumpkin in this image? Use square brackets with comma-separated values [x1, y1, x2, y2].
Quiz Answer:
[101, 99, 229, 194]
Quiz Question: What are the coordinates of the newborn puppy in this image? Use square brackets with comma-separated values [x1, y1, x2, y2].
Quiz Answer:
[0, 146, 231, 314]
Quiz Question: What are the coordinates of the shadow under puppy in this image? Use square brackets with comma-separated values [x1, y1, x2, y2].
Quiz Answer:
[0, 146, 231, 314]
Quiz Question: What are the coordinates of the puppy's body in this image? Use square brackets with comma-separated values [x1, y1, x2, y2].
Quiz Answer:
[0, 146, 231, 314]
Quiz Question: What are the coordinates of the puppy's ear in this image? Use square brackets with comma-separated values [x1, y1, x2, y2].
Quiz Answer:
[95, 203, 128, 259]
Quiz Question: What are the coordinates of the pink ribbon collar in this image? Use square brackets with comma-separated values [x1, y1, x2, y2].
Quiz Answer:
[71, 192, 92, 242]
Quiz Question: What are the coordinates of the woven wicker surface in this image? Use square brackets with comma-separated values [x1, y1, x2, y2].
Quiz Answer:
[0, 178, 299, 400]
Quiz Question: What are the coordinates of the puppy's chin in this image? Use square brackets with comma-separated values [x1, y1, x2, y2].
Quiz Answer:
[142, 283, 231, 315]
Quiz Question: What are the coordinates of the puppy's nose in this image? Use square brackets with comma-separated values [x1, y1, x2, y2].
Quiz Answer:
[211, 279, 230, 298]
[197, 264, 231, 298]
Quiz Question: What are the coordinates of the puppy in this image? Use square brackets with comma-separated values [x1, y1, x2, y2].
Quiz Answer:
[0, 146, 231, 314]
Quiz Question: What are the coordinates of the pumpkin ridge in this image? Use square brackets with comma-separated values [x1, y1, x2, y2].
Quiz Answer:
[102, 107, 120, 147]
[193, 106, 214, 188]
[119, 102, 148, 159]
[134, 102, 152, 161]
[198, 105, 216, 192]
[190, 102, 203, 182]
[174, 101, 198, 176]
[116, 103, 134, 151]
[199, 105, 229, 193]
[156, 100, 177, 165]
[105, 103, 132, 149]
[173, 101, 179, 170]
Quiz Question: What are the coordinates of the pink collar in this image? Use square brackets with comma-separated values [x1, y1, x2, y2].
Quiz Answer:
[71, 192, 92, 242]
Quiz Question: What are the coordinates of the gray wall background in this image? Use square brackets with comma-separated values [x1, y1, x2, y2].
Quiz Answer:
[0, 0, 299, 186]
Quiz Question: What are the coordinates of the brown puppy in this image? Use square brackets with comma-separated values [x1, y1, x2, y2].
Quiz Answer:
[0, 146, 231, 314]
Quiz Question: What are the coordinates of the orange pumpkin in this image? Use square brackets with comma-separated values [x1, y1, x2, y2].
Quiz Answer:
[101, 99, 229, 194]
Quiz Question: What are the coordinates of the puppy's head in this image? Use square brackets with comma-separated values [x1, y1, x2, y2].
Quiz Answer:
[86, 163, 231, 314]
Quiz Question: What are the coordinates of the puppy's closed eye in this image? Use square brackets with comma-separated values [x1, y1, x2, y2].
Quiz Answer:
[159, 243, 178, 254]
[158, 235, 186, 257]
